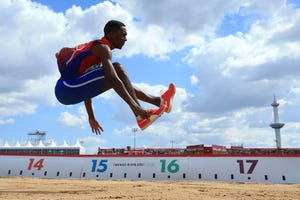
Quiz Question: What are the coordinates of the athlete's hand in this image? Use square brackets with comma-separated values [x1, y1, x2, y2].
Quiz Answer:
[88, 118, 103, 135]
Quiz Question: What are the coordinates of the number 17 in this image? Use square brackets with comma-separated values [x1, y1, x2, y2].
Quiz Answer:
[237, 160, 258, 174]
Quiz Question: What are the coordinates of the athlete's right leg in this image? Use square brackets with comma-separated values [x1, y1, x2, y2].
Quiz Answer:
[100, 62, 148, 118]
[110, 62, 175, 113]
[109, 62, 141, 106]
[110, 62, 163, 108]
[101, 62, 166, 129]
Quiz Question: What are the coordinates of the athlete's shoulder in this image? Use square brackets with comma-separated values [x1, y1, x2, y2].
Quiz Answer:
[74, 37, 110, 51]
[90, 43, 111, 60]
[96, 37, 111, 48]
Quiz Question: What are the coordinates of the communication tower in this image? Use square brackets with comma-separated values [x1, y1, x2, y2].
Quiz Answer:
[270, 96, 284, 148]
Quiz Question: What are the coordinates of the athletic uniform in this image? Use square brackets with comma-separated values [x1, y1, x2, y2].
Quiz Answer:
[55, 37, 110, 105]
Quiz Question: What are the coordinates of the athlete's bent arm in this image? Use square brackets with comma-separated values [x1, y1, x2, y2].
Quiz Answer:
[84, 99, 103, 135]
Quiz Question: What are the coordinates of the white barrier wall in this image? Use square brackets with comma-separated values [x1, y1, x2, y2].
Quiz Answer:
[0, 155, 299, 184]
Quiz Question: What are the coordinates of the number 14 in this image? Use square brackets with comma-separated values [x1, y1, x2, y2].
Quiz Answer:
[28, 158, 44, 170]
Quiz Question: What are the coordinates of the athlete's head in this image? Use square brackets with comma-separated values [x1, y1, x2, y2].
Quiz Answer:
[104, 20, 127, 49]
[104, 20, 125, 35]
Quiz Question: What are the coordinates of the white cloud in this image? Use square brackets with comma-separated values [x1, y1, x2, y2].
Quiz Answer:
[182, 1, 300, 116]
[79, 136, 106, 154]
[290, 87, 300, 95]
[0, 0, 65, 120]
[115, 0, 241, 34]
[0, 94, 37, 117]
[64, 1, 132, 39]
[0, 118, 14, 125]
[190, 75, 198, 85]
[0, 0, 133, 120]
[57, 106, 87, 128]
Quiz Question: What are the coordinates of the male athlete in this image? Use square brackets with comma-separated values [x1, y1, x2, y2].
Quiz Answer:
[55, 20, 175, 134]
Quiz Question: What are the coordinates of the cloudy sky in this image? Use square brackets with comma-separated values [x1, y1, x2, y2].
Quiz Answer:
[0, 0, 299, 153]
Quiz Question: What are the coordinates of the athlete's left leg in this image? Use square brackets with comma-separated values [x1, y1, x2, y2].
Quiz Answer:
[134, 83, 175, 113]
[134, 86, 161, 107]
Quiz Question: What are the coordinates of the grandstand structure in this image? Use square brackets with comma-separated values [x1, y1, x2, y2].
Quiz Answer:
[0, 130, 83, 155]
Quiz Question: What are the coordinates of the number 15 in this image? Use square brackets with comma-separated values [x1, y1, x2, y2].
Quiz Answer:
[91, 159, 108, 173]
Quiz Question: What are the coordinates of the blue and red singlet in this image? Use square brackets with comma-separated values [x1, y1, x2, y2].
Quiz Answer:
[55, 37, 111, 105]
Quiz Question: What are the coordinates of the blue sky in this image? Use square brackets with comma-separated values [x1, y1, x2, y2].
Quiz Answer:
[0, 0, 300, 153]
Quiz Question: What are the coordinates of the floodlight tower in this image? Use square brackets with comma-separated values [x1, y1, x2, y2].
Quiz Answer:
[28, 130, 46, 146]
[269, 96, 284, 148]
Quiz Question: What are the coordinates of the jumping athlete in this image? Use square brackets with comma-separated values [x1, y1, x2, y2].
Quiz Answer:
[55, 20, 175, 134]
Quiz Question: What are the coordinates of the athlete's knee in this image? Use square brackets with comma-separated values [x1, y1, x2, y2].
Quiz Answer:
[113, 62, 126, 75]
[113, 62, 122, 68]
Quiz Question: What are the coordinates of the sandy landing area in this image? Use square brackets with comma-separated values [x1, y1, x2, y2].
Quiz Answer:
[0, 177, 299, 200]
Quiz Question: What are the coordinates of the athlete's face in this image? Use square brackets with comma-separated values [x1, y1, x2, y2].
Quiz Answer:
[111, 26, 127, 49]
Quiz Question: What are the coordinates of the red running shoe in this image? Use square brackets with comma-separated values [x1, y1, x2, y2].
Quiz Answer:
[137, 105, 166, 130]
[161, 83, 176, 113]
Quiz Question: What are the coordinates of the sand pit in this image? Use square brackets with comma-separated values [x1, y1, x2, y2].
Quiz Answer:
[0, 177, 299, 200]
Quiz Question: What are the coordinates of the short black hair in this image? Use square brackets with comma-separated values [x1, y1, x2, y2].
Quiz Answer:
[104, 20, 125, 36]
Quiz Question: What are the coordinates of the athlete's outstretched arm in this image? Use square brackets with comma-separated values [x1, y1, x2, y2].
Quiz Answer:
[84, 99, 103, 135]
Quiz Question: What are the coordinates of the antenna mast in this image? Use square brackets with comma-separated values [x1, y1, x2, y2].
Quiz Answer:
[269, 96, 284, 148]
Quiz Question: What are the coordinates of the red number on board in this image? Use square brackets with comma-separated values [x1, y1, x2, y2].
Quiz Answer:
[237, 160, 258, 174]
[28, 158, 44, 170]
